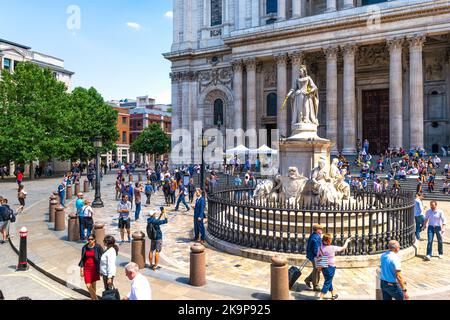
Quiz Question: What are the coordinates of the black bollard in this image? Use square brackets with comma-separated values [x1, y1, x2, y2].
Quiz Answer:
[17, 227, 29, 271]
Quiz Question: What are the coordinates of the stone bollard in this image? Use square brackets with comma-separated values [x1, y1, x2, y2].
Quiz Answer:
[74, 181, 80, 196]
[131, 232, 146, 269]
[68, 213, 80, 242]
[129, 174, 133, 183]
[376, 268, 382, 300]
[93, 223, 105, 250]
[49, 195, 56, 216]
[189, 244, 206, 287]
[83, 180, 89, 193]
[49, 200, 58, 223]
[66, 184, 73, 200]
[270, 256, 290, 300]
[53, 191, 60, 206]
[54, 206, 66, 231]
[138, 173, 142, 182]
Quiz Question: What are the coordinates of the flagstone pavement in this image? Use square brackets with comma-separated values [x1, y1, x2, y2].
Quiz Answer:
[3, 173, 450, 300]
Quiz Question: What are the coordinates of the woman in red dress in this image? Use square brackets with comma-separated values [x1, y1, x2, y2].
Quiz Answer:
[79, 234, 103, 300]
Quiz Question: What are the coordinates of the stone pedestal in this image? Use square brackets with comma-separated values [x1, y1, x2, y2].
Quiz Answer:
[279, 123, 332, 178]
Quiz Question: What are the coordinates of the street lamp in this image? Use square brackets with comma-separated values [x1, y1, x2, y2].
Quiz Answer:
[92, 136, 104, 208]
[198, 130, 209, 191]
[217, 117, 224, 173]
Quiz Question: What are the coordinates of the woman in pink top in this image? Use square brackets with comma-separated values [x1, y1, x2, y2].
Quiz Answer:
[317, 234, 353, 300]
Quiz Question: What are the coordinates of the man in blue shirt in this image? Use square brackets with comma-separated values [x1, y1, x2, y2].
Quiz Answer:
[414, 193, 425, 240]
[193, 189, 206, 244]
[127, 183, 134, 211]
[75, 193, 85, 240]
[147, 208, 168, 271]
[57, 181, 66, 208]
[174, 184, 190, 212]
[379, 240, 408, 300]
[304, 224, 323, 291]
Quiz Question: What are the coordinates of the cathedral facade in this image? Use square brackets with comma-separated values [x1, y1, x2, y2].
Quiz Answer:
[165, 0, 450, 156]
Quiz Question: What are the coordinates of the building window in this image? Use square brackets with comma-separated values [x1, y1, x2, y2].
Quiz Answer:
[267, 93, 277, 117]
[122, 131, 127, 144]
[211, 0, 222, 26]
[3, 58, 11, 71]
[213, 99, 224, 126]
[362, 0, 387, 5]
[122, 117, 127, 125]
[266, 0, 278, 14]
[14, 60, 20, 70]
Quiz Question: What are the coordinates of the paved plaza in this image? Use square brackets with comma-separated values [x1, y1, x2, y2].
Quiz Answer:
[2, 173, 450, 300]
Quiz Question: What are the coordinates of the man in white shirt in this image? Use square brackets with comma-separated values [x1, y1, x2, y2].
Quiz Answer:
[122, 262, 152, 300]
[424, 200, 446, 261]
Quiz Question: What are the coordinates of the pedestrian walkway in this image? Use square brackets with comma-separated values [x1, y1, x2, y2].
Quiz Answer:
[4, 174, 450, 300]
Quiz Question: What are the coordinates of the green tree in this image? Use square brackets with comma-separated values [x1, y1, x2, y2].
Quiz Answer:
[131, 124, 170, 166]
[0, 62, 69, 175]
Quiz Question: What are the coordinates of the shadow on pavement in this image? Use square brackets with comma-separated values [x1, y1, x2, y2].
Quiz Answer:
[175, 277, 189, 285]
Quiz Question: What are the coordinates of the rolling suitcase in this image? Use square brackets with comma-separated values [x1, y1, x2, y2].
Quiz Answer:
[288, 260, 309, 290]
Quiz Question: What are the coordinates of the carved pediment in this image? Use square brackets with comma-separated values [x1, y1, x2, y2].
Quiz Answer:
[264, 65, 277, 88]
[198, 67, 233, 92]
[425, 50, 446, 81]
[357, 45, 389, 67]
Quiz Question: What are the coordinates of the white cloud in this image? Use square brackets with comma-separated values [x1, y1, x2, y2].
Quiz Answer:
[126, 22, 142, 31]
[164, 11, 173, 19]
[154, 89, 172, 105]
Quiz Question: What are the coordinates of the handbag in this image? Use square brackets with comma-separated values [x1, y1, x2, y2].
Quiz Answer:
[101, 285, 120, 300]
[314, 247, 329, 269]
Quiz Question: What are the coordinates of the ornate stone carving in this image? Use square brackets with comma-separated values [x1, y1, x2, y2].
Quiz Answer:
[407, 34, 426, 49]
[342, 44, 358, 58]
[324, 47, 339, 60]
[170, 71, 197, 83]
[210, 28, 222, 37]
[290, 51, 304, 67]
[198, 67, 233, 92]
[357, 45, 388, 66]
[264, 64, 277, 88]
[245, 58, 257, 71]
[274, 53, 288, 66]
[231, 59, 243, 72]
[387, 38, 404, 53]
[425, 51, 445, 81]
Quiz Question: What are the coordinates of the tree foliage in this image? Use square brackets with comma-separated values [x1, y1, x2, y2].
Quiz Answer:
[0, 61, 118, 165]
[130, 123, 170, 158]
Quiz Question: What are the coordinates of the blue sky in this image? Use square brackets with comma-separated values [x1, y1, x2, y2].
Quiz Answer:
[0, 0, 174, 103]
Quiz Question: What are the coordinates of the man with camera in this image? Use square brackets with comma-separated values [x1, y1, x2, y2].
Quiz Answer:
[147, 207, 168, 271]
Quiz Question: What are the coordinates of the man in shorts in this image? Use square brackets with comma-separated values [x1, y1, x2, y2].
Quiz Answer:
[147, 207, 168, 271]
[117, 194, 132, 244]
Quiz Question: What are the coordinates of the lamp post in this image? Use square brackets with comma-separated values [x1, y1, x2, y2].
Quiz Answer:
[92, 137, 104, 208]
[198, 130, 209, 191]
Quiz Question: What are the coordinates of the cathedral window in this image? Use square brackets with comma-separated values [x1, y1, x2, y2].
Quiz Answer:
[214, 99, 224, 126]
[267, 93, 277, 117]
[266, 0, 278, 14]
[211, 0, 223, 27]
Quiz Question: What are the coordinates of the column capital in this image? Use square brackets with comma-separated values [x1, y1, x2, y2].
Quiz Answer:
[387, 37, 404, 53]
[324, 46, 339, 59]
[274, 53, 288, 66]
[290, 51, 304, 66]
[407, 34, 426, 49]
[342, 43, 358, 57]
[244, 58, 257, 71]
[231, 59, 244, 72]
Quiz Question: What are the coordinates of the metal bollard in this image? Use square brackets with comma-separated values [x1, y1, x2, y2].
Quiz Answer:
[189, 244, 206, 287]
[74, 181, 80, 196]
[83, 180, 89, 193]
[49, 200, 58, 223]
[376, 268, 382, 300]
[270, 256, 290, 300]
[68, 213, 80, 242]
[54, 206, 66, 231]
[131, 232, 146, 269]
[17, 227, 29, 271]
[66, 184, 72, 200]
[93, 223, 105, 250]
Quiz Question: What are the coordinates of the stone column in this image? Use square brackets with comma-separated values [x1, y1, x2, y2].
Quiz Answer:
[245, 58, 257, 132]
[342, 44, 357, 155]
[408, 35, 426, 149]
[275, 54, 288, 138]
[325, 47, 339, 154]
[388, 38, 404, 149]
[343, 0, 354, 9]
[232, 59, 244, 130]
[326, 0, 337, 12]
[291, 51, 304, 87]
[278, 0, 286, 20]
[238, 0, 247, 29]
[251, 0, 259, 27]
[292, 0, 302, 18]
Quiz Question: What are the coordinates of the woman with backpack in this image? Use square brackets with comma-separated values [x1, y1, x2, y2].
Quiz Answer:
[79, 234, 104, 300]
[17, 185, 27, 212]
[316, 234, 353, 300]
[100, 235, 119, 290]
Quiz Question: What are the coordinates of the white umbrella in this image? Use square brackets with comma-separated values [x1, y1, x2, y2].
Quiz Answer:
[226, 144, 250, 155]
[249, 144, 278, 155]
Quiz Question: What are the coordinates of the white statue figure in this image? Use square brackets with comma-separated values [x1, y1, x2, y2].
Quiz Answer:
[284, 65, 320, 127]
[311, 157, 339, 204]
[253, 179, 275, 201]
[284, 167, 308, 204]
[330, 158, 351, 200]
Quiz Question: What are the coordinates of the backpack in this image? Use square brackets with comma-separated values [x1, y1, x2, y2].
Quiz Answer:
[146, 222, 158, 240]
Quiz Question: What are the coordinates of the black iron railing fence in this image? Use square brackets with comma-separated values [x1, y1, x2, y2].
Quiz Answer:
[207, 186, 415, 255]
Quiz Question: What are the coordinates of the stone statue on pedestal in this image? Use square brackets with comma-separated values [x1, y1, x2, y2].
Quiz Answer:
[330, 158, 351, 200]
[284, 65, 320, 129]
